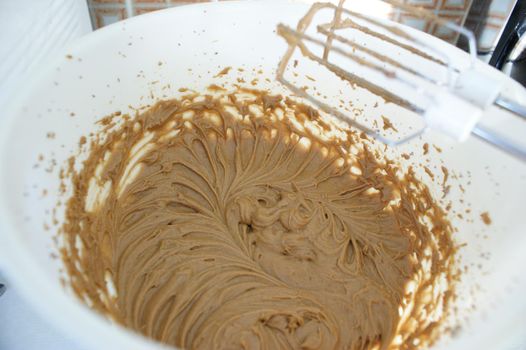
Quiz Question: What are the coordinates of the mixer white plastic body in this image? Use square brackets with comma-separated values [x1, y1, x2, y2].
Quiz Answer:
[0, 2, 525, 349]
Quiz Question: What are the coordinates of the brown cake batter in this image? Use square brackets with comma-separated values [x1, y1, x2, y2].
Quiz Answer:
[60, 88, 456, 349]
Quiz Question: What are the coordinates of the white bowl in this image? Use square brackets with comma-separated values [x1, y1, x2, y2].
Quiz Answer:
[1, 1, 525, 349]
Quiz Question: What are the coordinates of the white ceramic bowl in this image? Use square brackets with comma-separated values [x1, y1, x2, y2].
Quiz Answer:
[1, 1, 525, 349]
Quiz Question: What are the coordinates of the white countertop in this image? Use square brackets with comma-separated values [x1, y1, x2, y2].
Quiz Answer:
[0, 273, 87, 350]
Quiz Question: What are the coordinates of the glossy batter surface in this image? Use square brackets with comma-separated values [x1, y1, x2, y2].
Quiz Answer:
[61, 89, 456, 350]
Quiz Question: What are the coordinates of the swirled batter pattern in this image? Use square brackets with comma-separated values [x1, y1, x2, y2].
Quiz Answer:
[61, 89, 456, 350]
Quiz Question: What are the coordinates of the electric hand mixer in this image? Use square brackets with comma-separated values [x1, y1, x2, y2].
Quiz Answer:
[276, 0, 526, 161]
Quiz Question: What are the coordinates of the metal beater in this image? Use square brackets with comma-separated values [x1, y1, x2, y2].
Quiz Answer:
[276, 0, 526, 161]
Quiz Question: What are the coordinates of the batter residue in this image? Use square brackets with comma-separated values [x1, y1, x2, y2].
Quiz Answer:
[60, 88, 456, 349]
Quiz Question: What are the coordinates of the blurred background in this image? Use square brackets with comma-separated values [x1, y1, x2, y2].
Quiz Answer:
[85, 0, 517, 60]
